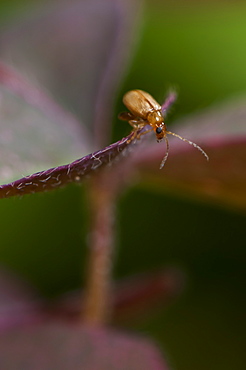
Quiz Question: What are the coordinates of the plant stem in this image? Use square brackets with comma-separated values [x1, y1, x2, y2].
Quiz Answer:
[83, 175, 115, 326]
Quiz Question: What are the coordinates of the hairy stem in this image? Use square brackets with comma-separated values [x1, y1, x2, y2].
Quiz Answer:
[83, 175, 115, 325]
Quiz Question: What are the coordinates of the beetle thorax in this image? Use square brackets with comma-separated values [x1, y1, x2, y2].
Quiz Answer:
[147, 110, 163, 126]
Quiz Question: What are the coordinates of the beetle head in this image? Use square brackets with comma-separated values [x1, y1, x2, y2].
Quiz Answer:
[155, 123, 166, 142]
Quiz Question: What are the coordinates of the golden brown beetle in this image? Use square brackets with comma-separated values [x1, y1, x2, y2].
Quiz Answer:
[118, 89, 209, 168]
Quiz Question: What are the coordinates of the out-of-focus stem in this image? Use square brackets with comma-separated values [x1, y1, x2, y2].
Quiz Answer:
[83, 175, 115, 326]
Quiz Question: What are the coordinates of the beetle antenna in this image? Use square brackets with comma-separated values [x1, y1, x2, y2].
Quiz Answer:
[166, 131, 209, 161]
[159, 136, 169, 169]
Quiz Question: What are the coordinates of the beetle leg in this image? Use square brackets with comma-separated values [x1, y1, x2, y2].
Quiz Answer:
[128, 125, 154, 144]
[136, 127, 154, 139]
[126, 120, 146, 143]
[118, 111, 136, 121]
[129, 118, 147, 130]
[128, 120, 142, 130]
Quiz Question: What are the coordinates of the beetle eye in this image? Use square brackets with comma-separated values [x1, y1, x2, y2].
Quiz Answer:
[156, 127, 162, 134]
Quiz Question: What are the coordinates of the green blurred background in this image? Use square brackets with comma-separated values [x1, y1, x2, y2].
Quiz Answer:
[0, 1, 246, 369]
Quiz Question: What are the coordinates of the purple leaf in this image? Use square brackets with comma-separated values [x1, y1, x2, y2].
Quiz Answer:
[0, 64, 90, 184]
[130, 96, 246, 209]
[0, 0, 141, 184]
[0, 323, 169, 370]
[0, 267, 42, 330]
[0, 133, 135, 199]
[0, 62, 89, 141]
[0, 0, 141, 147]
[171, 95, 246, 141]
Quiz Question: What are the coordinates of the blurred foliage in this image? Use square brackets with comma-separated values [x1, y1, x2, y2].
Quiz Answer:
[0, 0, 42, 23]
[0, 1, 245, 370]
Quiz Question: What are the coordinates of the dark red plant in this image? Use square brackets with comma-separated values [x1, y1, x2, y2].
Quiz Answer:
[0, 0, 246, 369]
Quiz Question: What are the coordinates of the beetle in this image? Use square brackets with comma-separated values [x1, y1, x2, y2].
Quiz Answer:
[118, 89, 209, 168]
